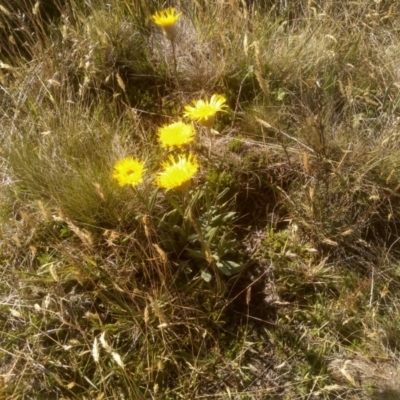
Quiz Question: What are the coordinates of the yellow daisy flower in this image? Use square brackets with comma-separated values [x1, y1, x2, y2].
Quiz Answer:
[158, 121, 195, 148]
[151, 7, 182, 41]
[112, 157, 145, 187]
[184, 94, 228, 128]
[155, 153, 199, 190]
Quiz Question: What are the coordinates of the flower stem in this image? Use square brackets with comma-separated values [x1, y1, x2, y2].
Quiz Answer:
[206, 127, 212, 158]
[171, 40, 183, 103]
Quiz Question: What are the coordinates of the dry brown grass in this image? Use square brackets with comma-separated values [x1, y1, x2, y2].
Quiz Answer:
[2, 0, 400, 399]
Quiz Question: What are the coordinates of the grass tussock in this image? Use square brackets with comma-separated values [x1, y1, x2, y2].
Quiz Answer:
[2, 0, 400, 399]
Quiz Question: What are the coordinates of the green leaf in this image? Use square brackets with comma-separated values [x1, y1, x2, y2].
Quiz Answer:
[164, 193, 184, 216]
[216, 260, 243, 276]
[185, 249, 206, 260]
[205, 226, 219, 242]
[276, 88, 287, 101]
[210, 211, 236, 226]
[216, 187, 231, 201]
[148, 189, 158, 213]
[201, 269, 212, 282]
